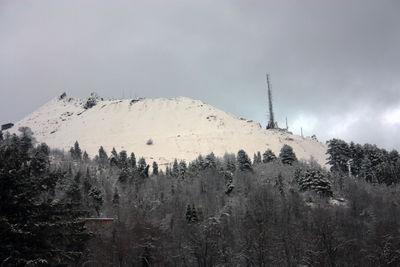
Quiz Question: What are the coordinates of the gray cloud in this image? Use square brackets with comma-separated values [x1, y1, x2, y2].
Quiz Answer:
[1, 0, 399, 150]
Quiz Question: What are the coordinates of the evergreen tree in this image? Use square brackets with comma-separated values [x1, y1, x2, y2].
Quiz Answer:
[98, 146, 108, 165]
[262, 149, 276, 163]
[30, 143, 50, 176]
[326, 139, 351, 173]
[152, 161, 159, 175]
[82, 168, 92, 199]
[88, 186, 103, 216]
[237, 149, 252, 171]
[118, 167, 130, 183]
[0, 132, 90, 265]
[349, 142, 363, 177]
[179, 160, 187, 179]
[137, 157, 149, 178]
[129, 152, 137, 169]
[172, 159, 179, 177]
[298, 169, 333, 197]
[223, 171, 234, 194]
[197, 155, 206, 170]
[204, 152, 217, 170]
[70, 141, 82, 161]
[118, 150, 128, 168]
[274, 173, 285, 197]
[82, 151, 89, 162]
[191, 204, 199, 223]
[279, 144, 297, 165]
[253, 152, 262, 165]
[256, 151, 262, 164]
[224, 154, 236, 173]
[67, 179, 82, 204]
[110, 147, 119, 166]
[19, 127, 35, 163]
[185, 204, 199, 223]
[389, 149, 400, 164]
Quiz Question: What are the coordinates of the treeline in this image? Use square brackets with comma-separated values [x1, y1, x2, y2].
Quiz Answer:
[1, 128, 400, 266]
[327, 138, 400, 185]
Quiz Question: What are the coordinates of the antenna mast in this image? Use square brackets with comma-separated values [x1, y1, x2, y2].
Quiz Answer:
[266, 73, 275, 129]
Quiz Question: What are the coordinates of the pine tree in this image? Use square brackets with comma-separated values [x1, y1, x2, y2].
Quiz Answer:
[349, 142, 363, 177]
[298, 169, 333, 197]
[67, 179, 82, 204]
[224, 154, 236, 173]
[253, 152, 262, 165]
[223, 171, 234, 194]
[197, 155, 206, 170]
[130, 152, 137, 169]
[82, 168, 92, 199]
[205, 152, 217, 170]
[179, 160, 187, 179]
[110, 147, 119, 166]
[152, 161, 159, 175]
[326, 139, 351, 173]
[389, 149, 400, 164]
[185, 204, 199, 223]
[191, 204, 199, 223]
[119, 150, 128, 168]
[98, 146, 108, 165]
[274, 173, 285, 196]
[262, 149, 276, 163]
[0, 132, 90, 265]
[82, 150, 89, 162]
[138, 157, 149, 178]
[279, 144, 297, 165]
[257, 151, 262, 164]
[30, 143, 50, 176]
[88, 186, 103, 216]
[118, 167, 130, 183]
[172, 159, 179, 177]
[70, 141, 82, 160]
[237, 149, 252, 171]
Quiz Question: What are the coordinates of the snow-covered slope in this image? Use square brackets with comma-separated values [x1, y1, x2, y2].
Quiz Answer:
[8, 93, 327, 167]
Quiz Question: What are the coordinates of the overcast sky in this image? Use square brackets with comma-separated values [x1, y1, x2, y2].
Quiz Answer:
[1, 0, 399, 150]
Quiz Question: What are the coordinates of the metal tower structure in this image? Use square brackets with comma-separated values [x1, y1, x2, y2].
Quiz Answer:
[266, 73, 275, 129]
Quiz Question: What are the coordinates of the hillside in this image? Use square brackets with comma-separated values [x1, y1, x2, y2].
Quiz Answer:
[8, 93, 327, 167]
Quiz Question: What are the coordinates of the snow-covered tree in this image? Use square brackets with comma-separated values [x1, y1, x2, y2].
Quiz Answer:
[0, 131, 89, 265]
[298, 169, 332, 197]
[98, 146, 108, 165]
[237, 149, 252, 171]
[205, 152, 217, 170]
[326, 139, 351, 173]
[262, 149, 276, 163]
[279, 144, 297, 165]
[70, 140, 82, 161]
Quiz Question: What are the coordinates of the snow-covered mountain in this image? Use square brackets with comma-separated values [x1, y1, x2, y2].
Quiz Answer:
[8, 93, 327, 167]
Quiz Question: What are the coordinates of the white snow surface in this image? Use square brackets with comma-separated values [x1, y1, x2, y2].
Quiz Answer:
[8, 94, 328, 167]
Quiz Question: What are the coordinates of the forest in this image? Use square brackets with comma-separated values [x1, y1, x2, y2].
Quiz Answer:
[1, 127, 400, 266]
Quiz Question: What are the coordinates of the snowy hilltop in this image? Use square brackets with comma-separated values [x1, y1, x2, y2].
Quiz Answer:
[8, 93, 327, 167]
